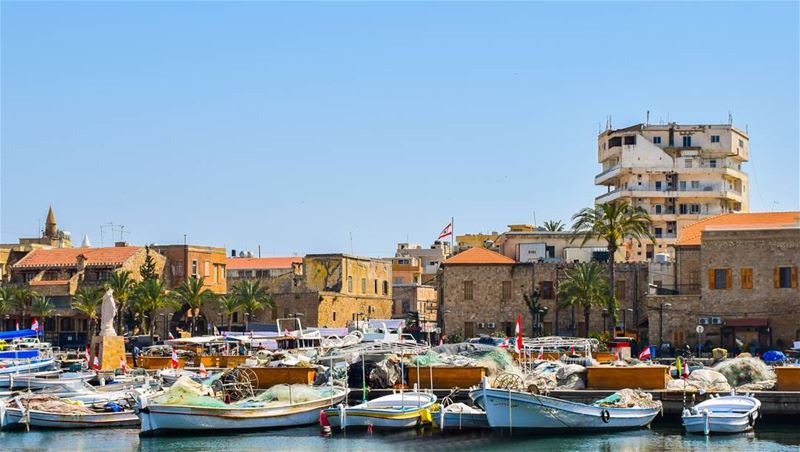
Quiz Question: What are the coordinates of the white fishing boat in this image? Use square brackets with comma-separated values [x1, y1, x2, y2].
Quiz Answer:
[0, 395, 139, 429]
[682, 394, 761, 435]
[324, 391, 437, 430]
[470, 377, 661, 430]
[138, 378, 348, 435]
[0, 372, 94, 392]
[0, 370, 60, 388]
[436, 403, 489, 430]
[0, 358, 56, 376]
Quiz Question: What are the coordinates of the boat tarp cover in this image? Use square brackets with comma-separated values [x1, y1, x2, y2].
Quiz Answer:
[0, 350, 39, 359]
[0, 329, 37, 340]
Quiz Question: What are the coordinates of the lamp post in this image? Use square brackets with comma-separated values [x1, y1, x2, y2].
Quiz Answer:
[659, 303, 672, 346]
[621, 308, 633, 336]
[554, 264, 564, 336]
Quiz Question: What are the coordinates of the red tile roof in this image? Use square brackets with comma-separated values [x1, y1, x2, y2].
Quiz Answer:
[13, 246, 142, 268]
[225, 257, 302, 270]
[443, 247, 515, 265]
[677, 212, 800, 246]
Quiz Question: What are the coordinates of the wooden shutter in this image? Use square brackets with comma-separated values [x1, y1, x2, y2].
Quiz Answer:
[708, 269, 716, 289]
[725, 269, 732, 289]
[774, 267, 780, 288]
[740, 268, 753, 289]
[792, 267, 798, 288]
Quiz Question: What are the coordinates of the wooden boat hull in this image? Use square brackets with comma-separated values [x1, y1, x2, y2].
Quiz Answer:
[471, 387, 659, 430]
[2, 407, 139, 429]
[138, 390, 347, 434]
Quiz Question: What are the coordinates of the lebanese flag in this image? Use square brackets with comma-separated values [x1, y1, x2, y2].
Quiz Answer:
[92, 355, 100, 371]
[168, 331, 175, 340]
[171, 348, 179, 369]
[437, 222, 453, 240]
[570, 345, 575, 355]
[682, 361, 690, 379]
[85, 345, 91, 365]
[31, 318, 40, 332]
[638, 347, 652, 361]
[537, 346, 544, 360]
[15, 320, 19, 331]
[199, 362, 208, 378]
[514, 314, 523, 353]
[119, 357, 127, 374]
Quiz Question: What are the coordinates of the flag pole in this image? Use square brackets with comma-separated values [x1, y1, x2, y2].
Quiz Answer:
[450, 216, 454, 254]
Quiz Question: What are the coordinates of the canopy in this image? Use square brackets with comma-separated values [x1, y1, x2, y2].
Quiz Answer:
[0, 329, 37, 340]
[164, 335, 225, 346]
[0, 350, 39, 359]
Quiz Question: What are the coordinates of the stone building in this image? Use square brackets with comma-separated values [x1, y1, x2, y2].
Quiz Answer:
[440, 247, 648, 339]
[395, 242, 450, 284]
[6, 244, 167, 346]
[154, 244, 227, 294]
[645, 212, 800, 351]
[392, 285, 438, 334]
[1, 206, 73, 281]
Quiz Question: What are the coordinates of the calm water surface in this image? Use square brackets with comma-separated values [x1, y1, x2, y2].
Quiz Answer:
[1, 423, 798, 451]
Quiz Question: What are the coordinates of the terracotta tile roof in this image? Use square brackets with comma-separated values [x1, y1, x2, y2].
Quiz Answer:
[13, 246, 142, 268]
[443, 247, 515, 265]
[225, 257, 302, 270]
[677, 212, 800, 246]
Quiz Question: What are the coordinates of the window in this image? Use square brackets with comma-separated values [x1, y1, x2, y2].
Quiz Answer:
[679, 181, 687, 191]
[615, 280, 627, 301]
[204, 261, 210, 277]
[464, 281, 473, 300]
[191, 260, 198, 278]
[673, 330, 685, 345]
[97, 270, 111, 281]
[740, 268, 753, 289]
[690, 204, 701, 214]
[710, 268, 731, 290]
[347, 276, 353, 292]
[333, 312, 337, 322]
[653, 136, 662, 144]
[655, 181, 662, 191]
[374, 279, 378, 294]
[654, 227, 663, 238]
[655, 204, 662, 214]
[709, 159, 717, 168]
[711, 135, 720, 143]
[540, 281, 554, 299]
[361, 278, 367, 294]
[691, 181, 700, 189]
[738, 139, 744, 147]
[233, 312, 239, 323]
[775, 266, 797, 289]
[383, 281, 389, 295]
[679, 204, 688, 215]
[685, 159, 692, 168]
[682, 136, 692, 147]
[502, 281, 512, 301]
[624, 135, 636, 145]
[394, 277, 403, 285]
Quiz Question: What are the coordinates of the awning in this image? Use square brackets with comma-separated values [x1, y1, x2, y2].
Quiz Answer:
[724, 318, 768, 327]
[0, 329, 37, 340]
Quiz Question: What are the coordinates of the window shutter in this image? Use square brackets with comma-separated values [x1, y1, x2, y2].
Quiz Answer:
[725, 268, 732, 289]
[708, 269, 715, 289]
[774, 267, 780, 288]
[792, 267, 798, 289]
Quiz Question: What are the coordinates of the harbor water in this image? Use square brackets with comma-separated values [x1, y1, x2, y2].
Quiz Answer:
[1, 422, 798, 451]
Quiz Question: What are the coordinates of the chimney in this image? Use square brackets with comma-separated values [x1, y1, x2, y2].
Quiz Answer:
[115, 241, 129, 247]
[231, 249, 237, 258]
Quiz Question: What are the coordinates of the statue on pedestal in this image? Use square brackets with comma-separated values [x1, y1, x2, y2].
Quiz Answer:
[100, 288, 117, 337]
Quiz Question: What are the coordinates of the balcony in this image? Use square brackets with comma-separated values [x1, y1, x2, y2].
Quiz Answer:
[596, 185, 743, 204]
[594, 165, 622, 185]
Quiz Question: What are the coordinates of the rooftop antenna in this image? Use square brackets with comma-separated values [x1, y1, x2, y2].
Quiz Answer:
[349, 232, 354, 255]
[533, 211, 537, 228]
[728, 112, 733, 125]
[258, 245, 261, 258]
[772, 201, 779, 212]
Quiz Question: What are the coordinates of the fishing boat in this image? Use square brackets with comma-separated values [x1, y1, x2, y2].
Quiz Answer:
[0, 394, 139, 430]
[682, 394, 761, 435]
[324, 391, 437, 430]
[0, 371, 94, 392]
[138, 378, 348, 435]
[0, 357, 57, 376]
[470, 377, 660, 430]
[436, 403, 489, 430]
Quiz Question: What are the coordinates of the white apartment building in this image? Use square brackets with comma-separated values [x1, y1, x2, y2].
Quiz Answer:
[395, 241, 451, 282]
[595, 123, 749, 261]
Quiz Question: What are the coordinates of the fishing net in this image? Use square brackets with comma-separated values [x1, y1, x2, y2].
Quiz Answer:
[555, 364, 587, 390]
[712, 358, 776, 390]
[369, 355, 402, 388]
[251, 384, 338, 404]
[151, 376, 227, 408]
[14, 395, 95, 415]
[665, 369, 732, 393]
[474, 348, 516, 376]
[593, 389, 662, 409]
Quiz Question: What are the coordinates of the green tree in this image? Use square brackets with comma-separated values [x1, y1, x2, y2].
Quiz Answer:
[107, 270, 137, 335]
[523, 288, 547, 337]
[232, 280, 273, 331]
[557, 262, 608, 337]
[132, 278, 171, 342]
[0, 286, 12, 321]
[71, 286, 104, 339]
[30, 294, 55, 318]
[217, 295, 240, 332]
[172, 277, 215, 336]
[542, 220, 566, 232]
[10, 286, 35, 328]
[139, 246, 158, 281]
[571, 202, 653, 337]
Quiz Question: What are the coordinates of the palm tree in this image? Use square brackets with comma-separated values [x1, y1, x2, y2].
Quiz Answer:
[132, 279, 171, 342]
[10, 286, 35, 328]
[217, 295, 240, 332]
[542, 220, 566, 232]
[107, 270, 137, 335]
[172, 277, 215, 336]
[30, 294, 55, 337]
[232, 280, 273, 331]
[571, 201, 654, 337]
[71, 286, 104, 339]
[557, 262, 608, 337]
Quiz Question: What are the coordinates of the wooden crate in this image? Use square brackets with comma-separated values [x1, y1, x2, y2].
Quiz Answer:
[247, 367, 316, 389]
[775, 366, 800, 391]
[407, 366, 486, 389]
[587, 365, 669, 390]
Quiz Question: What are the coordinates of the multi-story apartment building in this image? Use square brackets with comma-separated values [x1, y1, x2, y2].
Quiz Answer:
[154, 244, 227, 294]
[395, 241, 450, 284]
[596, 123, 749, 260]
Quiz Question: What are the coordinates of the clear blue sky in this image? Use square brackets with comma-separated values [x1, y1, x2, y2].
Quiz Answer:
[2, 2, 798, 257]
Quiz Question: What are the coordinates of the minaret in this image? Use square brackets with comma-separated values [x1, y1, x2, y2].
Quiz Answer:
[44, 206, 57, 239]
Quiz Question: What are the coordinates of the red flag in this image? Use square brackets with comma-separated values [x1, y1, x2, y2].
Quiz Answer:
[682, 361, 690, 379]
[31, 318, 40, 332]
[570, 345, 575, 355]
[638, 347, 652, 361]
[119, 357, 127, 374]
[85, 345, 91, 365]
[437, 222, 453, 240]
[537, 346, 544, 360]
[199, 362, 208, 378]
[15, 320, 19, 331]
[171, 348, 179, 369]
[514, 314, 523, 353]
[92, 355, 100, 371]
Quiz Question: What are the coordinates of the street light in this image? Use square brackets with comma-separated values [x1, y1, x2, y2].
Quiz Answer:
[621, 308, 634, 336]
[659, 303, 672, 347]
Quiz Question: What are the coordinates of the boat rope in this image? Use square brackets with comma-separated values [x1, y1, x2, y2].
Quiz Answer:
[531, 393, 571, 429]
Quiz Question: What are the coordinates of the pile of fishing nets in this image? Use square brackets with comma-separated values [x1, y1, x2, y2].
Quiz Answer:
[593, 389, 662, 410]
[712, 357, 776, 391]
[555, 364, 587, 390]
[12, 395, 95, 415]
[150, 376, 227, 408]
[249, 384, 339, 404]
[369, 355, 402, 389]
[666, 369, 732, 393]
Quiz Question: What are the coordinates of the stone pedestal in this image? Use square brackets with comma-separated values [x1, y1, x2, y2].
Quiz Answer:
[91, 335, 125, 371]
